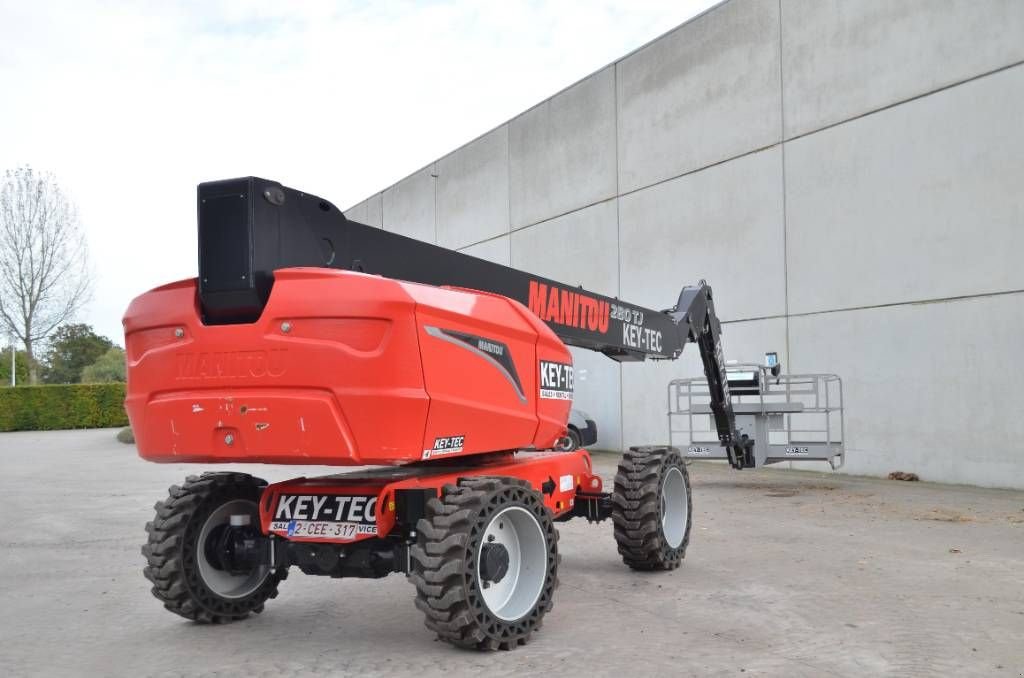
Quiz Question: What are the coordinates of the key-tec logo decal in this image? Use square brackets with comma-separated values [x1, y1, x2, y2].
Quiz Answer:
[539, 360, 574, 400]
[423, 435, 465, 459]
[528, 281, 609, 334]
[274, 494, 377, 524]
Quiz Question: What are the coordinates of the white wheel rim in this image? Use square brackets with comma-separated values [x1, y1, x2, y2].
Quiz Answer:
[477, 506, 547, 622]
[661, 467, 688, 549]
[196, 499, 270, 599]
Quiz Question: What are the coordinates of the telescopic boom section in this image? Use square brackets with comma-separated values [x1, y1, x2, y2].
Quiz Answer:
[197, 177, 752, 467]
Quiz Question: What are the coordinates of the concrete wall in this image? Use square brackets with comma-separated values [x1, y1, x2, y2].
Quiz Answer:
[345, 0, 1024, 488]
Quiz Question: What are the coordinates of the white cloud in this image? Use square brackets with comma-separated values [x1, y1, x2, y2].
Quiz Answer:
[0, 0, 717, 343]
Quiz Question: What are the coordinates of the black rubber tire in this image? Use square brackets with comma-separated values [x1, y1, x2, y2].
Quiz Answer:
[611, 446, 692, 571]
[409, 477, 559, 650]
[142, 472, 287, 623]
[566, 428, 582, 451]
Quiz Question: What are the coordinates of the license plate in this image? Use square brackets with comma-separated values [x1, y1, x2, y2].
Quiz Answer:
[269, 494, 378, 541]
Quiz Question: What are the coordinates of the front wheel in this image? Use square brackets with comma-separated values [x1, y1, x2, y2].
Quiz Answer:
[142, 472, 287, 623]
[409, 477, 559, 650]
[611, 446, 692, 570]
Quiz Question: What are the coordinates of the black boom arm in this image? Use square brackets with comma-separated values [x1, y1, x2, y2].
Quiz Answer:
[196, 177, 752, 467]
[669, 286, 752, 469]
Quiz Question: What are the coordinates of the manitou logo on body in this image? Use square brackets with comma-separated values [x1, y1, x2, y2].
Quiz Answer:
[423, 435, 465, 459]
[175, 349, 287, 380]
[476, 339, 504, 356]
[528, 281, 610, 334]
[539, 360, 574, 400]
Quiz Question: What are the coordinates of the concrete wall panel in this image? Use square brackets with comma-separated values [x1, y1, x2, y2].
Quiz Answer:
[618, 147, 786, 320]
[346, 193, 384, 228]
[621, 317, 788, 449]
[510, 199, 619, 298]
[569, 347, 622, 451]
[364, 192, 383, 228]
[789, 293, 1024, 488]
[437, 126, 509, 249]
[786, 65, 1024, 315]
[617, 0, 782, 193]
[344, 199, 369, 224]
[341, 1, 1021, 487]
[458, 235, 510, 266]
[782, 0, 1024, 138]
[509, 66, 617, 228]
[382, 166, 436, 242]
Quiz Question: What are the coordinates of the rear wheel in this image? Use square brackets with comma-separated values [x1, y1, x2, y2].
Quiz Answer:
[142, 472, 287, 623]
[611, 446, 692, 570]
[410, 477, 558, 650]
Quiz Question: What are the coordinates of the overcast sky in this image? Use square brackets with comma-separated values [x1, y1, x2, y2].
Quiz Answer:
[1, 0, 717, 344]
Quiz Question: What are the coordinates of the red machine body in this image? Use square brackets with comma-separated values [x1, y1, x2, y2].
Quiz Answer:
[124, 267, 574, 466]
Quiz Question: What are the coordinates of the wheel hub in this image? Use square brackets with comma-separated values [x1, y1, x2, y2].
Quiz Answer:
[203, 523, 265, 575]
[196, 499, 272, 599]
[476, 506, 547, 622]
[480, 542, 510, 583]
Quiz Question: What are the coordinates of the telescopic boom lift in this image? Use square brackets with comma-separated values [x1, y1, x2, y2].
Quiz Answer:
[127, 176, 756, 650]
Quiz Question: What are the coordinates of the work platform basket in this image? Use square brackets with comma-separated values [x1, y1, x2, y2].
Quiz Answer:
[668, 364, 845, 469]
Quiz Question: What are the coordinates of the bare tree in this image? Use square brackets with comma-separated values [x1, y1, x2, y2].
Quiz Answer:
[0, 167, 92, 384]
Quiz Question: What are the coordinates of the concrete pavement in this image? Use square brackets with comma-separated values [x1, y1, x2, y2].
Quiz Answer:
[1, 428, 1022, 677]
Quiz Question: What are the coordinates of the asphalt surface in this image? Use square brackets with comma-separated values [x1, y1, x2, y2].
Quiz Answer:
[1, 429, 1022, 677]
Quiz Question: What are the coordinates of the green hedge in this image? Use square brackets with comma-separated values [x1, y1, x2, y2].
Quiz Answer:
[0, 383, 128, 432]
